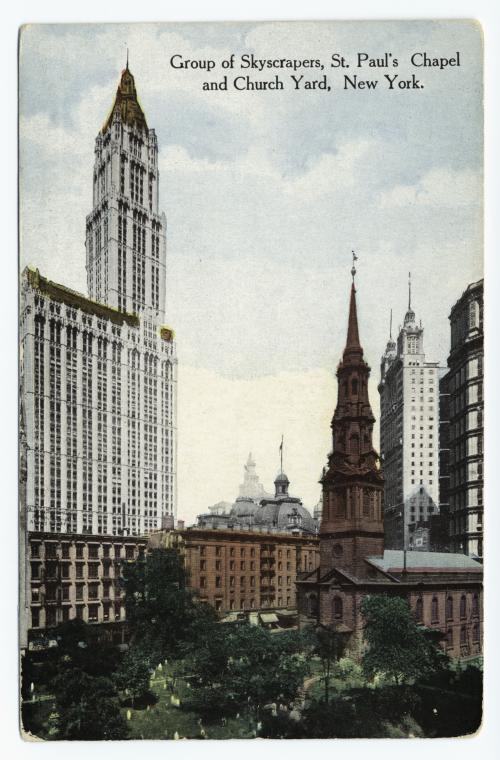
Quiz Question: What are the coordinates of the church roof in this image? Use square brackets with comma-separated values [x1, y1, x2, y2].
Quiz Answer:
[102, 66, 148, 134]
[368, 550, 482, 573]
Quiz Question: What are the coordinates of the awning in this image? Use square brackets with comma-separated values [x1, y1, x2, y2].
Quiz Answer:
[260, 613, 279, 623]
[277, 609, 297, 617]
[219, 613, 239, 623]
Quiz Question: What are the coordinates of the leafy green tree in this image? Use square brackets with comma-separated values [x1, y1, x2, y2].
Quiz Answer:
[51, 669, 128, 740]
[114, 645, 152, 706]
[121, 547, 216, 661]
[361, 595, 446, 685]
[312, 625, 349, 703]
[51, 618, 121, 677]
[187, 623, 309, 719]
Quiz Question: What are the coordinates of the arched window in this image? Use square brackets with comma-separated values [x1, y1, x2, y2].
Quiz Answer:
[472, 623, 480, 643]
[460, 626, 467, 646]
[472, 593, 479, 617]
[308, 593, 318, 617]
[431, 596, 439, 622]
[446, 628, 453, 649]
[351, 378, 358, 395]
[446, 596, 454, 621]
[415, 597, 423, 622]
[349, 434, 360, 455]
[336, 492, 346, 518]
[363, 491, 371, 517]
[333, 596, 343, 620]
[468, 300, 479, 330]
[460, 594, 467, 619]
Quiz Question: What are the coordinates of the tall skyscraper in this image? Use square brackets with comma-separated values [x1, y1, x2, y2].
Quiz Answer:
[440, 280, 483, 557]
[20, 65, 177, 537]
[86, 64, 166, 321]
[378, 278, 441, 550]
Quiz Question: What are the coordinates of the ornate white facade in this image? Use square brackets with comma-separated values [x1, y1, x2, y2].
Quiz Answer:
[20, 66, 177, 537]
[378, 290, 441, 549]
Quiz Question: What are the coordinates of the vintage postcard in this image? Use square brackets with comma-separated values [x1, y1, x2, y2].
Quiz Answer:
[19, 20, 483, 739]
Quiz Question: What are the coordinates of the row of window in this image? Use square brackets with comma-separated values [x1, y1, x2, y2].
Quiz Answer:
[31, 542, 139, 560]
[415, 593, 480, 623]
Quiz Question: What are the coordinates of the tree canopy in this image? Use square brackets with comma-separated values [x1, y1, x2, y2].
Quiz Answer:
[121, 547, 217, 662]
[51, 668, 128, 740]
[361, 594, 447, 684]
[186, 623, 309, 718]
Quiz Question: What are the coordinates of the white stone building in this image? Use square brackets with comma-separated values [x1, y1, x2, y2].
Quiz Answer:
[378, 287, 441, 550]
[20, 65, 177, 538]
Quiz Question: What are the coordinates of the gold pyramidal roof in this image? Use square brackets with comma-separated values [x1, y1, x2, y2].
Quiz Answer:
[102, 66, 148, 134]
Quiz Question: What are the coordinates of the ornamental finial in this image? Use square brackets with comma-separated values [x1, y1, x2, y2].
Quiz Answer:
[351, 250, 358, 283]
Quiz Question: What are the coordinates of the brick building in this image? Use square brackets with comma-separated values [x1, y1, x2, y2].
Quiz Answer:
[297, 268, 483, 660]
[25, 532, 146, 644]
[24, 525, 319, 641]
[149, 527, 319, 615]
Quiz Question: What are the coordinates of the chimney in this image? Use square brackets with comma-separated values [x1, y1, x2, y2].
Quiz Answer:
[161, 514, 174, 530]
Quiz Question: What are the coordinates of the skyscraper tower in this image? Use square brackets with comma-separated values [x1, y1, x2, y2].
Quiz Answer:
[441, 279, 483, 557]
[319, 265, 385, 576]
[378, 274, 441, 550]
[86, 63, 167, 320]
[21, 64, 177, 537]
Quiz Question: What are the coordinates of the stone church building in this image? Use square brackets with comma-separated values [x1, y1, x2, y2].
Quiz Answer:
[297, 271, 483, 660]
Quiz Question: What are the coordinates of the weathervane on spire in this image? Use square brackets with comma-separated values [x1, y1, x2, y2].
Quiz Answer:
[408, 271, 412, 310]
[279, 435, 284, 475]
[126, 45, 129, 70]
[351, 250, 358, 283]
[389, 308, 393, 340]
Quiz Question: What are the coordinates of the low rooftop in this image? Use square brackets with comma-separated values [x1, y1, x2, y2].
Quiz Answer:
[368, 550, 482, 574]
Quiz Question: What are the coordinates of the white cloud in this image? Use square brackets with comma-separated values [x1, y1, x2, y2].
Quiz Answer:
[379, 167, 482, 208]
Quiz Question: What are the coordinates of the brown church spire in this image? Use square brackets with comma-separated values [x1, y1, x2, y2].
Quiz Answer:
[344, 283, 362, 356]
[319, 268, 385, 574]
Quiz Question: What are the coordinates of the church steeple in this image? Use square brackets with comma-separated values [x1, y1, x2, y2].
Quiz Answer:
[344, 283, 362, 357]
[320, 264, 385, 575]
